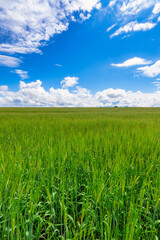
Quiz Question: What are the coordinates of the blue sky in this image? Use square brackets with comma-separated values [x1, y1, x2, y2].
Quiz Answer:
[1, 0, 160, 107]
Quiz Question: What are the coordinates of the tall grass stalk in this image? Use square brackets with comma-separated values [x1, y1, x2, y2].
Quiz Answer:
[0, 108, 159, 239]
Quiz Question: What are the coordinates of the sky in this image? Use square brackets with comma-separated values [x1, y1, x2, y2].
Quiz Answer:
[1, 0, 160, 107]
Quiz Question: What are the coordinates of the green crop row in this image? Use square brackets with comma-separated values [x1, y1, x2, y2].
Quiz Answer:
[0, 108, 159, 239]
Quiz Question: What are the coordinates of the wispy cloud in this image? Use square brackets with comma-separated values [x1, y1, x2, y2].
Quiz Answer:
[0, 55, 21, 67]
[107, 0, 159, 38]
[118, 0, 156, 16]
[14, 70, 29, 80]
[106, 24, 117, 32]
[153, 80, 160, 89]
[111, 57, 152, 67]
[152, 3, 160, 14]
[111, 21, 156, 38]
[111, 57, 160, 80]
[55, 64, 62, 67]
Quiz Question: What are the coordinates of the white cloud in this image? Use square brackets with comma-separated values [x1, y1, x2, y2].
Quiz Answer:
[0, 55, 21, 67]
[55, 64, 62, 67]
[61, 77, 79, 88]
[95, 89, 160, 107]
[152, 3, 160, 14]
[0, 0, 101, 54]
[106, 24, 117, 32]
[0, 85, 8, 91]
[0, 85, 9, 97]
[119, 0, 156, 16]
[111, 57, 152, 67]
[107, 0, 159, 38]
[111, 21, 156, 38]
[1, 79, 160, 107]
[14, 69, 29, 80]
[108, 0, 118, 8]
[153, 80, 160, 89]
[0, 79, 101, 107]
[79, 13, 91, 21]
[137, 60, 160, 78]
[19, 80, 42, 89]
[96, 88, 126, 100]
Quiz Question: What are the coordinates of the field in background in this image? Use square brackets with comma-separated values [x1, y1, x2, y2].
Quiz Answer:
[0, 108, 159, 239]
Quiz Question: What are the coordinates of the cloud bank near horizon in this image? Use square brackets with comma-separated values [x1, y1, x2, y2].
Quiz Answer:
[0, 79, 160, 107]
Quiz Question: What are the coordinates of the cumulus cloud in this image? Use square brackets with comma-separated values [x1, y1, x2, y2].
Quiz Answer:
[79, 13, 91, 21]
[0, 80, 101, 107]
[95, 89, 160, 107]
[14, 69, 29, 80]
[20, 80, 42, 89]
[137, 60, 160, 78]
[111, 57, 152, 67]
[61, 77, 79, 88]
[0, 85, 8, 91]
[111, 21, 156, 38]
[0, 55, 21, 67]
[0, 0, 101, 54]
[96, 88, 126, 101]
[1, 79, 160, 107]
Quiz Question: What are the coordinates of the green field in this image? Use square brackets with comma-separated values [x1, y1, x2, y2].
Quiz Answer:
[0, 108, 160, 239]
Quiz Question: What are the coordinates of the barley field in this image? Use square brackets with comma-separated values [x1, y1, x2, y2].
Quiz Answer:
[0, 108, 159, 240]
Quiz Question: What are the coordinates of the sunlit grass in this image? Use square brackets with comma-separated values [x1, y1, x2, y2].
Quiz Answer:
[0, 108, 160, 239]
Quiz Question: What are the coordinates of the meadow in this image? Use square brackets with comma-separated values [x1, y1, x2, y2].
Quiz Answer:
[0, 108, 159, 240]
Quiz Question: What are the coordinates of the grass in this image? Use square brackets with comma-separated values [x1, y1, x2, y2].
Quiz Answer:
[0, 108, 159, 239]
